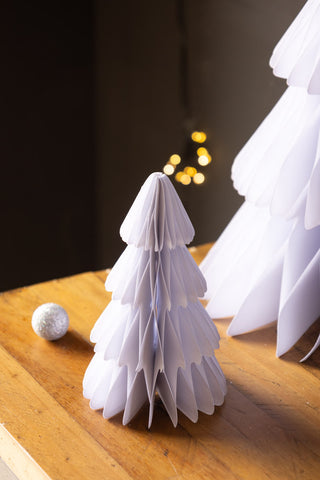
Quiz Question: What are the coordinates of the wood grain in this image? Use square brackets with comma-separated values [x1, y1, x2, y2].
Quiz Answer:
[0, 243, 319, 480]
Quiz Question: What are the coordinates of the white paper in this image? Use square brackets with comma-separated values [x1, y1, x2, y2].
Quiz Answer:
[270, 0, 320, 94]
[201, 202, 320, 357]
[201, 202, 294, 318]
[231, 87, 320, 224]
[84, 173, 226, 427]
[201, 2, 320, 359]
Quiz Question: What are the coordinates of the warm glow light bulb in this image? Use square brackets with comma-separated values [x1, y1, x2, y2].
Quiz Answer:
[163, 164, 175, 175]
[197, 147, 208, 156]
[193, 172, 205, 184]
[180, 174, 191, 185]
[175, 171, 184, 182]
[184, 166, 197, 177]
[191, 131, 207, 143]
[170, 154, 181, 165]
[198, 155, 212, 166]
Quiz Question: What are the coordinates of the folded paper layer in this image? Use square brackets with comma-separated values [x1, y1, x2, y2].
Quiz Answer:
[232, 87, 320, 227]
[270, 0, 320, 94]
[201, 2, 320, 359]
[202, 200, 320, 357]
[84, 173, 226, 426]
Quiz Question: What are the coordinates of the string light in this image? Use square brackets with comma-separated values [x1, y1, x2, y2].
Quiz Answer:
[175, 171, 184, 182]
[193, 172, 205, 184]
[169, 154, 181, 165]
[162, 129, 213, 185]
[163, 164, 175, 175]
[197, 147, 208, 156]
[191, 131, 207, 143]
[198, 154, 212, 166]
[184, 166, 197, 177]
[180, 173, 191, 185]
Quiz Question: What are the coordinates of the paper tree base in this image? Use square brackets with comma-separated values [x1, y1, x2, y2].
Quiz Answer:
[83, 298, 226, 427]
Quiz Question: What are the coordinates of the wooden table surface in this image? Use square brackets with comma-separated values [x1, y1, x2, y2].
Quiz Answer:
[0, 243, 319, 480]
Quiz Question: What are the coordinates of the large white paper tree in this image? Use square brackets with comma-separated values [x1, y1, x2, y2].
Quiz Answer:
[83, 172, 226, 427]
[200, 0, 320, 360]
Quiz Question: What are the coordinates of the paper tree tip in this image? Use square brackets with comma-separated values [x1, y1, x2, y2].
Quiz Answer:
[120, 171, 195, 250]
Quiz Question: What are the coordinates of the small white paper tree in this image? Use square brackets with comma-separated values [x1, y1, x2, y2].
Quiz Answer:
[83, 172, 226, 427]
[200, 0, 320, 360]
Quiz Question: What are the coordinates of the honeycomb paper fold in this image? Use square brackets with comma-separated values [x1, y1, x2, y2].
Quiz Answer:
[201, 0, 320, 360]
[270, 0, 320, 94]
[84, 172, 226, 427]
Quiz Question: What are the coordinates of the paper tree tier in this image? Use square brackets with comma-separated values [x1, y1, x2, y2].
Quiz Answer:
[201, 0, 320, 360]
[270, 0, 320, 94]
[83, 173, 226, 427]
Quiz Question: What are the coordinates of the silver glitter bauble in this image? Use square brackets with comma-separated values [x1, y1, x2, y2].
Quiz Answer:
[32, 303, 69, 340]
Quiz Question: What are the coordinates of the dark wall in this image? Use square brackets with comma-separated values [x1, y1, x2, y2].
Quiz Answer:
[94, 1, 184, 266]
[0, 1, 305, 291]
[0, 2, 94, 290]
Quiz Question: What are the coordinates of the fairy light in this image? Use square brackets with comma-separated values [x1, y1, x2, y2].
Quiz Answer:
[198, 154, 212, 166]
[163, 164, 175, 175]
[180, 173, 191, 185]
[197, 147, 208, 156]
[175, 171, 184, 182]
[169, 154, 181, 165]
[191, 131, 207, 143]
[193, 172, 205, 184]
[162, 129, 213, 185]
[184, 166, 197, 177]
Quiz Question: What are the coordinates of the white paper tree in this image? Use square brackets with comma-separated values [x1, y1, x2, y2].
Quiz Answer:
[200, 0, 320, 360]
[83, 172, 226, 427]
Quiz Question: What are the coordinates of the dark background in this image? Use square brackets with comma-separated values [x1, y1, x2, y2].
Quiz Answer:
[0, 0, 305, 291]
